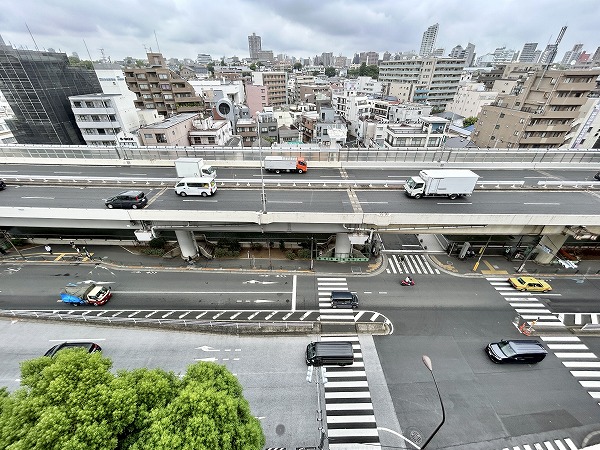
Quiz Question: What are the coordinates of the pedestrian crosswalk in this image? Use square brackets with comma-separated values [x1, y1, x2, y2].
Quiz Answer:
[487, 277, 600, 406]
[386, 253, 440, 275]
[320, 335, 381, 450]
[501, 436, 578, 450]
[558, 313, 600, 327]
[487, 277, 564, 328]
[317, 277, 355, 322]
[316, 278, 385, 324]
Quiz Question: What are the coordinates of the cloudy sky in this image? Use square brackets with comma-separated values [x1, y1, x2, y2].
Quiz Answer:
[1, 0, 599, 62]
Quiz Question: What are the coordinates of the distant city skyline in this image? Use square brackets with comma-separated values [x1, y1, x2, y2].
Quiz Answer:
[1, 0, 599, 62]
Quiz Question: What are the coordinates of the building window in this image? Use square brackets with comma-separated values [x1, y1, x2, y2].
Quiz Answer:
[73, 101, 82, 108]
[499, 113, 505, 118]
[155, 134, 167, 143]
[158, 73, 169, 80]
[495, 125, 500, 129]
[144, 134, 152, 139]
[139, 84, 149, 90]
[160, 84, 171, 90]
[164, 94, 173, 100]
[136, 74, 147, 80]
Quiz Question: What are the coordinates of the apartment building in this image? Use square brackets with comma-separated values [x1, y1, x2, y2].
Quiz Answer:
[188, 117, 232, 146]
[251, 71, 288, 106]
[0, 39, 101, 145]
[473, 69, 600, 148]
[378, 57, 466, 110]
[139, 113, 199, 146]
[236, 118, 259, 147]
[124, 52, 205, 119]
[314, 102, 347, 147]
[384, 116, 449, 149]
[446, 82, 499, 119]
[420, 24, 439, 57]
[257, 108, 279, 144]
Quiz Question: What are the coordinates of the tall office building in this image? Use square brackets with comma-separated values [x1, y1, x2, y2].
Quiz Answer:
[248, 33, 261, 60]
[519, 43, 539, 62]
[419, 23, 439, 57]
[561, 43, 584, 66]
[0, 37, 101, 144]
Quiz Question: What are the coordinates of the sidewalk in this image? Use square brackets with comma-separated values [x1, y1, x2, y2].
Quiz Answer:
[0, 243, 382, 276]
[2, 242, 599, 278]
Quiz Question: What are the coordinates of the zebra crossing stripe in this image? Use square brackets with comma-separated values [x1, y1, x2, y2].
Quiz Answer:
[500, 437, 578, 450]
[386, 254, 440, 275]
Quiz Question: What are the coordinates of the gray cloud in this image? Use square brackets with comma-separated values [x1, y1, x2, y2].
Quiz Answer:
[0, 0, 598, 61]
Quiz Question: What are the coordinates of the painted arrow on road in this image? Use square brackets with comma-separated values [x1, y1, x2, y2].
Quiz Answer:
[255, 299, 276, 303]
[196, 346, 220, 352]
[195, 357, 218, 362]
[243, 280, 278, 284]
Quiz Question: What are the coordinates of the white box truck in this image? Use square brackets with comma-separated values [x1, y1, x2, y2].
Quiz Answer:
[404, 169, 479, 199]
[263, 156, 307, 174]
[174, 158, 216, 178]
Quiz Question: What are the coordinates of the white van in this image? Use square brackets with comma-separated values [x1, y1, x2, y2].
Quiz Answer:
[175, 177, 217, 197]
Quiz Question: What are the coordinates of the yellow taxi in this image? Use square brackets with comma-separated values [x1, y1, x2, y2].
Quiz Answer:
[508, 276, 552, 292]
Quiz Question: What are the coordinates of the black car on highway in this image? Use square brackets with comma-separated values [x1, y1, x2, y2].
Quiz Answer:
[105, 190, 147, 209]
[0, 179, 6, 190]
[44, 342, 102, 357]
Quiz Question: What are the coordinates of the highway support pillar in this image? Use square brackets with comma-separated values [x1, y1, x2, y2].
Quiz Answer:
[334, 232, 352, 260]
[534, 234, 568, 264]
[175, 230, 198, 260]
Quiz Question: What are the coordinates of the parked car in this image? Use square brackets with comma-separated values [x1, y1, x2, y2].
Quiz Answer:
[485, 339, 547, 364]
[44, 342, 102, 357]
[105, 190, 147, 209]
[508, 276, 552, 292]
[0, 180, 6, 190]
[594, 171, 600, 181]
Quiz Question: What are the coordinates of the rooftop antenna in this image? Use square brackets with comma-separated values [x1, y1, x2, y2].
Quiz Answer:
[154, 30, 161, 54]
[24, 22, 39, 51]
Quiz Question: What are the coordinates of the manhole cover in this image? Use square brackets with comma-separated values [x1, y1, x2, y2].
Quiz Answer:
[275, 424, 286, 435]
[406, 426, 424, 445]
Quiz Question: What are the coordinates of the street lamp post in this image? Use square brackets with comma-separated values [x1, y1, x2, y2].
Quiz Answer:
[420, 355, 445, 449]
[256, 118, 267, 213]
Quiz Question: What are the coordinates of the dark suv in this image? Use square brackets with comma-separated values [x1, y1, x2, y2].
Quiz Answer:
[486, 339, 547, 364]
[0, 180, 6, 190]
[330, 291, 359, 309]
[105, 191, 147, 209]
[44, 342, 102, 357]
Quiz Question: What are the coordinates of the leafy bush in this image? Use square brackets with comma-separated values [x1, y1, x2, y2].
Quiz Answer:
[217, 238, 241, 252]
[149, 237, 167, 249]
[251, 242, 263, 251]
[140, 247, 166, 256]
[285, 250, 296, 260]
[297, 249, 311, 259]
[214, 248, 241, 258]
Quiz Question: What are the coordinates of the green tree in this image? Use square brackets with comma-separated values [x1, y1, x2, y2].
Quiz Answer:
[311, 70, 320, 76]
[324, 67, 336, 77]
[207, 62, 215, 77]
[0, 351, 264, 450]
[293, 62, 302, 71]
[130, 363, 264, 450]
[463, 116, 478, 127]
[249, 63, 257, 71]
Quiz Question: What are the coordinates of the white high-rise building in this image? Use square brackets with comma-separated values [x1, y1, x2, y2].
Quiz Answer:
[519, 43, 538, 62]
[419, 23, 439, 57]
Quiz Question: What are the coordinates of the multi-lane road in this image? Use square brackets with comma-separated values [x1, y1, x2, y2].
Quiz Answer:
[1, 166, 600, 217]
[2, 257, 600, 449]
